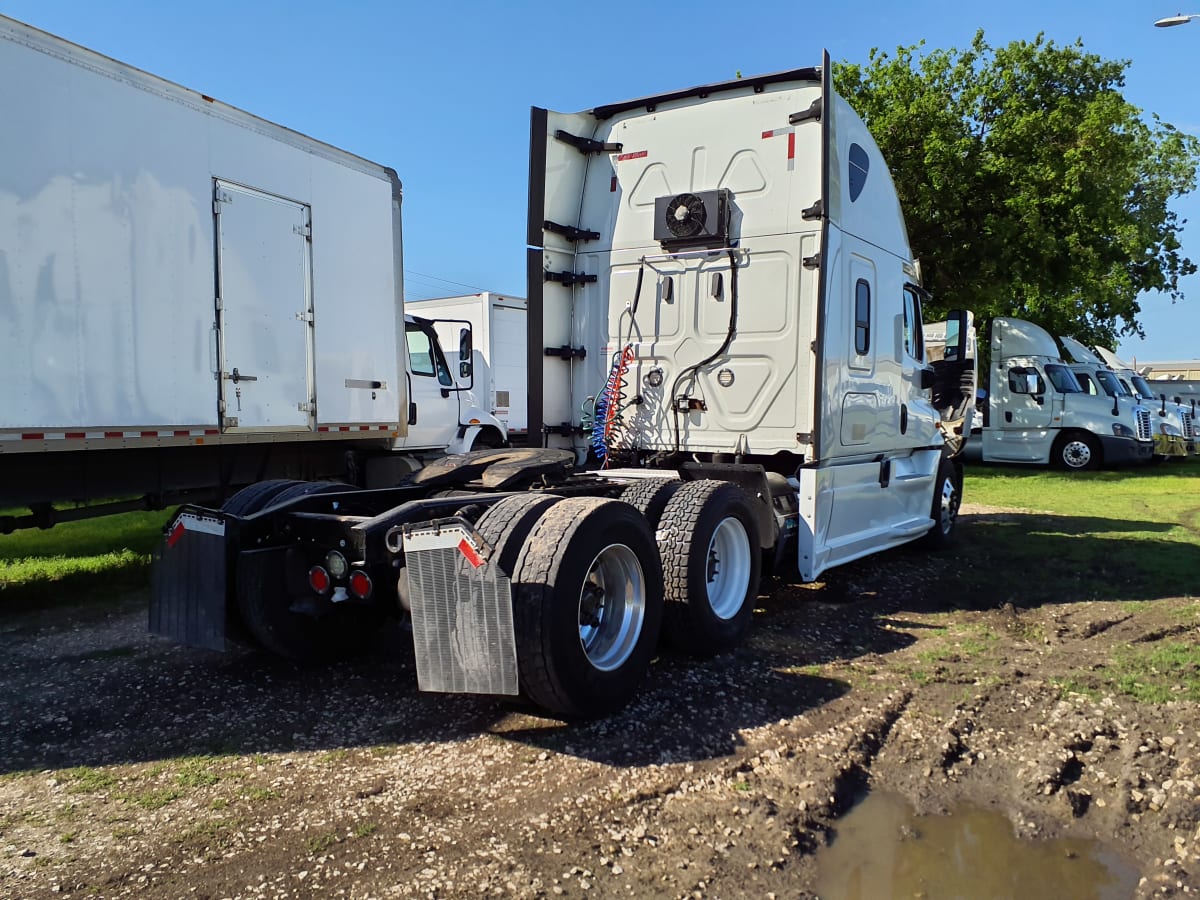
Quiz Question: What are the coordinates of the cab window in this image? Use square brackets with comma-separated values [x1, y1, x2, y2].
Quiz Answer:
[1044, 363, 1082, 393]
[1074, 371, 1100, 395]
[902, 287, 924, 360]
[405, 323, 453, 386]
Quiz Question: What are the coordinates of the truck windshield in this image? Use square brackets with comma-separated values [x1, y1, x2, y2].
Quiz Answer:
[1094, 370, 1125, 397]
[1131, 375, 1159, 401]
[1044, 364, 1082, 393]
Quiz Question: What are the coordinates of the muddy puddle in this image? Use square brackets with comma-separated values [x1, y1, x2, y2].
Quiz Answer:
[814, 791, 1139, 899]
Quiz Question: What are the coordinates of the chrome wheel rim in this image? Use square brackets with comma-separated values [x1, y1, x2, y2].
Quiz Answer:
[936, 474, 960, 535]
[705, 517, 752, 620]
[1063, 440, 1092, 469]
[578, 543, 645, 671]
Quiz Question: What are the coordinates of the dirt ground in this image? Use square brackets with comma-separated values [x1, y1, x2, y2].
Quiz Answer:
[1, 505, 1198, 899]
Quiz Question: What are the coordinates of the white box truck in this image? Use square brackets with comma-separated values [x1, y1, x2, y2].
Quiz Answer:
[977, 318, 1152, 470]
[155, 57, 978, 718]
[407, 293, 529, 441]
[0, 15, 503, 532]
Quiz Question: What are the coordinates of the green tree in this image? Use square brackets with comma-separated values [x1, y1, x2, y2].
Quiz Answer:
[835, 31, 1200, 350]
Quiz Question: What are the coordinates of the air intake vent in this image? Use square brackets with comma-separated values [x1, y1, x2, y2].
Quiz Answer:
[1136, 408, 1152, 441]
[653, 188, 731, 249]
[1181, 410, 1194, 440]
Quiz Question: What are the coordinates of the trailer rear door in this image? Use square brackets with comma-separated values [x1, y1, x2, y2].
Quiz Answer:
[214, 181, 315, 432]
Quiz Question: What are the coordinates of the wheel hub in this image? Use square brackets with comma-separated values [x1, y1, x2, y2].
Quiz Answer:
[704, 517, 752, 620]
[577, 543, 646, 672]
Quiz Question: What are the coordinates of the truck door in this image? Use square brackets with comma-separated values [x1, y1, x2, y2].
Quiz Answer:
[214, 181, 315, 431]
[403, 318, 457, 449]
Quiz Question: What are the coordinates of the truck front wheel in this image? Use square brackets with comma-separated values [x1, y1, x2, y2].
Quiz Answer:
[1054, 432, 1100, 471]
[919, 455, 962, 549]
[509, 498, 664, 719]
[657, 480, 761, 656]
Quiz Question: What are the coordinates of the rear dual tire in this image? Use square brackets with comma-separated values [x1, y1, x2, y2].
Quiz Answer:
[656, 480, 761, 656]
[478, 495, 664, 719]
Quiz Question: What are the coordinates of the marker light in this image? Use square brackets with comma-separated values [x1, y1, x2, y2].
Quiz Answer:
[325, 551, 348, 579]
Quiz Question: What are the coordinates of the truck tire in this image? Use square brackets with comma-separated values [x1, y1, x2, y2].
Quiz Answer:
[919, 455, 962, 550]
[510, 497, 663, 719]
[657, 480, 760, 656]
[235, 548, 384, 663]
[1053, 432, 1100, 471]
[618, 479, 681, 529]
[472, 493, 562, 576]
[260, 480, 354, 512]
[220, 479, 302, 516]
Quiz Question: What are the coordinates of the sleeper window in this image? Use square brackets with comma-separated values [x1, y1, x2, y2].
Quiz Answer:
[854, 279, 870, 355]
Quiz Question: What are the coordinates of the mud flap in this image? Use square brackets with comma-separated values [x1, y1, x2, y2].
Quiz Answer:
[149, 509, 228, 651]
[402, 519, 518, 696]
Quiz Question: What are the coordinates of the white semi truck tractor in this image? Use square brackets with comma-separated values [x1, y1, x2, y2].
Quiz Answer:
[976, 318, 1152, 470]
[154, 57, 977, 718]
[1092, 346, 1196, 458]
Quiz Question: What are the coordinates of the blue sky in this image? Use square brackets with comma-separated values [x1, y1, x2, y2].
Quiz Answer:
[3, 0, 1198, 363]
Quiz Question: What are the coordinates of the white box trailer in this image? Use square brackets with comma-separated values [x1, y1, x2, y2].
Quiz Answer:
[408, 293, 529, 439]
[155, 58, 978, 718]
[0, 15, 502, 530]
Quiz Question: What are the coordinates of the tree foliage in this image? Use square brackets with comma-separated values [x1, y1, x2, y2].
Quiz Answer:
[834, 31, 1200, 349]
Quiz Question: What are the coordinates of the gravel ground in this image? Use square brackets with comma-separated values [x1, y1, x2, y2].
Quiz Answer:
[1, 505, 1198, 898]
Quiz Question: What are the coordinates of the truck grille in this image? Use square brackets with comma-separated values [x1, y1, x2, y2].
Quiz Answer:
[402, 520, 519, 697]
[1182, 410, 1195, 441]
[1136, 408, 1152, 441]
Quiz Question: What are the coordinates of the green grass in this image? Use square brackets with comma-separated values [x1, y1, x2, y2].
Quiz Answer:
[959, 460, 1200, 605]
[1113, 642, 1200, 703]
[0, 508, 172, 605]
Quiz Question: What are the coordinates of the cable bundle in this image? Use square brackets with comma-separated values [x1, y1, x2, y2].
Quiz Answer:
[591, 344, 635, 463]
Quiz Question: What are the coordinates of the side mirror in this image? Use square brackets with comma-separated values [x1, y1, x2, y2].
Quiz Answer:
[459, 360, 473, 380]
[920, 367, 935, 390]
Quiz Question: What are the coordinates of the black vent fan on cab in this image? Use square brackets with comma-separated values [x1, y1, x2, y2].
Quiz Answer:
[653, 188, 731, 249]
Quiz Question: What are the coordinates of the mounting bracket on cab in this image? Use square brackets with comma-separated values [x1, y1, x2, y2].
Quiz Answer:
[544, 346, 587, 360]
[554, 130, 623, 155]
[543, 220, 600, 243]
[543, 423, 587, 437]
[544, 270, 598, 287]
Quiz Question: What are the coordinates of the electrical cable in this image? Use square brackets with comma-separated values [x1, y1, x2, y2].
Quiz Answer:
[669, 248, 740, 453]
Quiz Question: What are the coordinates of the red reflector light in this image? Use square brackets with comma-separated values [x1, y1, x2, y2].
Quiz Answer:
[348, 570, 372, 599]
[308, 566, 331, 594]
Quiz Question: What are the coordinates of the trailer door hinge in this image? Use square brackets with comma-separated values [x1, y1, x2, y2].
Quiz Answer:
[789, 97, 823, 125]
[297, 401, 313, 413]
[544, 270, 598, 287]
[544, 345, 587, 360]
[295, 310, 314, 323]
[801, 198, 824, 220]
[212, 188, 233, 215]
[554, 130, 622, 155]
[802, 254, 821, 269]
[544, 220, 600, 243]
[293, 223, 311, 239]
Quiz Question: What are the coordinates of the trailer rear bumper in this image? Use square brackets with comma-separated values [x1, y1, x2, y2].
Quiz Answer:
[150, 508, 230, 651]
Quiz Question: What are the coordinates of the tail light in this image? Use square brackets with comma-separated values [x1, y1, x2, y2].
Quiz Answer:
[308, 566, 331, 595]
[348, 570, 373, 600]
